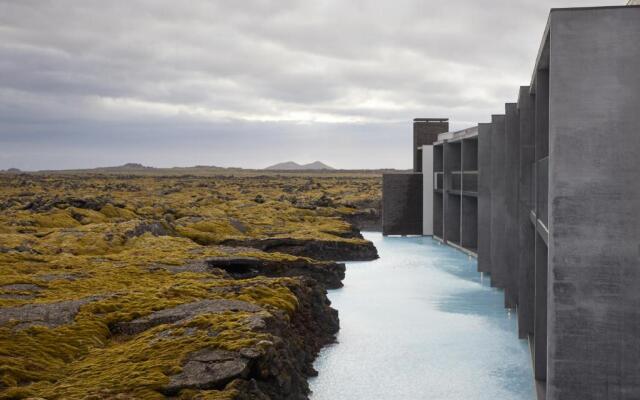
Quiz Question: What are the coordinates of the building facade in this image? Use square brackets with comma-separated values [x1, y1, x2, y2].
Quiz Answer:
[382, 5, 640, 400]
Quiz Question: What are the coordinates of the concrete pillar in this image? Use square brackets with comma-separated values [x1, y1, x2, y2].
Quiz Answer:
[460, 138, 478, 253]
[504, 103, 520, 309]
[433, 144, 444, 238]
[533, 66, 549, 384]
[381, 173, 423, 235]
[422, 145, 434, 235]
[546, 7, 640, 399]
[444, 142, 461, 244]
[477, 123, 492, 274]
[413, 118, 449, 172]
[489, 115, 506, 288]
[517, 86, 536, 339]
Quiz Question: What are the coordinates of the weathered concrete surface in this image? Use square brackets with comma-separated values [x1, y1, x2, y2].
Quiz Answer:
[546, 7, 640, 400]
[422, 145, 434, 235]
[489, 115, 506, 288]
[381, 173, 423, 235]
[461, 196, 477, 251]
[517, 86, 536, 339]
[504, 103, 520, 309]
[477, 123, 492, 274]
[534, 67, 550, 385]
[444, 142, 461, 244]
[413, 118, 449, 172]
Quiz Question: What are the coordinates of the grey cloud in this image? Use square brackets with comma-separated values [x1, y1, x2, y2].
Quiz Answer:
[0, 0, 621, 170]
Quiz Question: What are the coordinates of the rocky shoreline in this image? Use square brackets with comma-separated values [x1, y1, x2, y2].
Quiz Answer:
[222, 237, 378, 262]
[0, 174, 381, 399]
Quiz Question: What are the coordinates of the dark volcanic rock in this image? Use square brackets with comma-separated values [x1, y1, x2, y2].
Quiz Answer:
[0, 296, 102, 330]
[203, 256, 346, 289]
[150, 278, 338, 400]
[342, 209, 381, 232]
[124, 221, 172, 238]
[222, 237, 379, 262]
[113, 299, 262, 335]
[22, 195, 112, 212]
[163, 349, 251, 394]
[248, 277, 339, 398]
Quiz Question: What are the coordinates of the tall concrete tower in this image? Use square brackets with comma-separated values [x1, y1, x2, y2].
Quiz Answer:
[413, 118, 449, 172]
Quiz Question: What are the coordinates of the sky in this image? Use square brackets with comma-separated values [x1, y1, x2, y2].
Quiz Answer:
[0, 0, 623, 170]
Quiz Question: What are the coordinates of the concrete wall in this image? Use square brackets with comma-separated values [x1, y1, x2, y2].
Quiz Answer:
[489, 115, 506, 288]
[546, 7, 640, 399]
[517, 86, 536, 339]
[413, 118, 449, 172]
[422, 145, 434, 235]
[390, 8, 640, 399]
[381, 173, 423, 235]
[477, 123, 492, 273]
[504, 103, 520, 308]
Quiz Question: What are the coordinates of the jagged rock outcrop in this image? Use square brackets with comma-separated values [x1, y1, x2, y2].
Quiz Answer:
[0, 296, 102, 330]
[342, 209, 381, 231]
[152, 255, 346, 289]
[162, 277, 339, 399]
[162, 349, 252, 394]
[113, 299, 262, 335]
[203, 256, 346, 289]
[222, 238, 378, 262]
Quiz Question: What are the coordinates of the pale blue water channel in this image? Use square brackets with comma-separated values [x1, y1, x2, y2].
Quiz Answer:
[309, 232, 534, 400]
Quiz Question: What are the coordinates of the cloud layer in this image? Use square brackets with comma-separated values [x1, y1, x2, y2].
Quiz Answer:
[0, 0, 620, 170]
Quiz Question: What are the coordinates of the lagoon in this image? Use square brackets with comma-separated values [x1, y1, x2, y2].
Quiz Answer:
[310, 232, 534, 400]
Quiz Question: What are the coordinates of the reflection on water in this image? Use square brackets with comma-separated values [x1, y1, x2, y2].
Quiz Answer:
[309, 233, 534, 400]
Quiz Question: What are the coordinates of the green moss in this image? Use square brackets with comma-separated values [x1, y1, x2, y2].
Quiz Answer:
[0, 173, 380, 398]
[33, 210, 80, 228]
[100, 204, 137, 220]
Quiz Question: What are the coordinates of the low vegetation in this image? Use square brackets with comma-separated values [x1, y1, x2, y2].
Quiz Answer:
[0, 172, 380, 399]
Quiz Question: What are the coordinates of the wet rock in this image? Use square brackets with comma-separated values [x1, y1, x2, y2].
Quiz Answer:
[203, 256, 346, 289]
[0, 296, 102, 330]
[113, 299, 262, 335]
[342, 208, 381, 232]
[162, 349, 250, 394]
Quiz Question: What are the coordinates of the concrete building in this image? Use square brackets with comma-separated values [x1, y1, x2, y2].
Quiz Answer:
[382, 118, 449, 235]
[382, 5, 640, 400]
[432, 126, 478, 256]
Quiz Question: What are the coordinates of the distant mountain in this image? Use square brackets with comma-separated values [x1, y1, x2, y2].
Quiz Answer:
[265, 161, 335, 170]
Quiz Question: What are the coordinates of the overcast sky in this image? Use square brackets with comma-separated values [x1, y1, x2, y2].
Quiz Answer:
[0, 0, 622, 170]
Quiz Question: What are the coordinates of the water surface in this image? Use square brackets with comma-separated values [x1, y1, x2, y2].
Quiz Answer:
[310, 233, 534, 400]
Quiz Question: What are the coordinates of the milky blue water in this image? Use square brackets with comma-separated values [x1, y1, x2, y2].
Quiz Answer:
[309, 232, 534, 400]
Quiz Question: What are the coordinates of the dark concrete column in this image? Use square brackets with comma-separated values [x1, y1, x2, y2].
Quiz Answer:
[533, 63, 549, 380]
[546, 8, 640, 399]
[444, 142, 461, 244]
[477, 123, 492, 274]
[381, 173, 423, 235]
[433, 144, 444, 238]
[504, 103, 520, 309]
[489, 115, 506, 288]
[517, 86, 536, 339]
[413, 118, 449, 172]
[533, 67, 549, 384]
